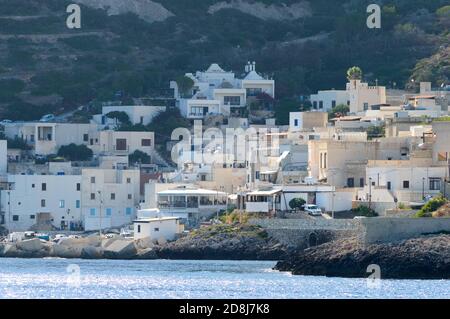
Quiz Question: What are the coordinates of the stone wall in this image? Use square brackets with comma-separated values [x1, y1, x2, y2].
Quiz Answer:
[358, 217, 450, 244]
[250, 217, 450, 248]
[249, 218, 361, 249]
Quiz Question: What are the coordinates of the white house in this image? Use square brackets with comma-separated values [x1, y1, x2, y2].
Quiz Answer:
[93, 130, 155, 157]
[310, 79, 386, 114]
[133, 216, 184, 241]
[310, 90, 349, 112]
[172, 62, 275, 119]
[2, 122, 99, 156]
[81, 168, 141, 231]
[156, 185, 227, 225]
[0, 173, 83, 232]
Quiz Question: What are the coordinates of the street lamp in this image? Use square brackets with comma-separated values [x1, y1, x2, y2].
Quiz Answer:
[422, 177, 425, 201]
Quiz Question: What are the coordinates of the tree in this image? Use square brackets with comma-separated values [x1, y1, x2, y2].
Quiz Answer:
[275, 98, 299, 125]
[367, 125, 385, 140]
[57, 144, 93, 161]
[347, 66, 362, 80]
[289, 198, 306, 211]
[105, 111, 131, 125]
[328, 104, 349, 119]
[176, 75, 194, 98]
[129, 150, 151, 165]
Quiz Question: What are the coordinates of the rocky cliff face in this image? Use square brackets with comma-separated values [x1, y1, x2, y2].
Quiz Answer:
[208, 0, 311, 21]
[74, 0, 174, 23]
[275, 234, 450, 279]
[156, 224, 288, 260]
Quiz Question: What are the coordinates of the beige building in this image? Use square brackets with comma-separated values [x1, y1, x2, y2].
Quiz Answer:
[308, 136, 414, 188]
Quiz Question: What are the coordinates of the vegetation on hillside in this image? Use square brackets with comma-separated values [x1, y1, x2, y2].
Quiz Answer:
[0, 0, 448, 121]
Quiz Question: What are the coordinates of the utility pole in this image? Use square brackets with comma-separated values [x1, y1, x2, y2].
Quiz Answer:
[368, 177, 372, 209]
[98, 190, 102, 236]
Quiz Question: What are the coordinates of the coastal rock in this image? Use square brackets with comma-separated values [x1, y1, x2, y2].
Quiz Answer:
[275, 234, 450, 279]
[51, 243, 83, 259]
[101, 237, 120, 249]
[135, 248, 158, 259]
[2, 243, 18, 257]
[81, 246, 104, 259]
[156, 224, 288, 260]
[103, 239, 137, 259]
[16, 238, 44, 252]
[135, 237, 154, 250]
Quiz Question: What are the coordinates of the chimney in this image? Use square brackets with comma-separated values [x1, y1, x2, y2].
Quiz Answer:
[252, 61, 256, 72]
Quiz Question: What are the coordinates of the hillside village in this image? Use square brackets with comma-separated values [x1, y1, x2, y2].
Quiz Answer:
[0, 62, 449, 244]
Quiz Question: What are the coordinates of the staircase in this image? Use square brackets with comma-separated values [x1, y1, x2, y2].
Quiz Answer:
[151, 149, 174, 170]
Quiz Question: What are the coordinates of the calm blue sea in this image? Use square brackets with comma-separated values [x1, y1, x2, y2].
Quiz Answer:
[0, 258, 448, 299]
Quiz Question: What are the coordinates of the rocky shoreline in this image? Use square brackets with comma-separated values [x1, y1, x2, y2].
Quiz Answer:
[275, 234, 450, 279]
[0, 224, 288, 261]
[157, 224, 287, 260]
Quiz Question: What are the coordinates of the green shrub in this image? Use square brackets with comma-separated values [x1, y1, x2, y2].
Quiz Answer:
[57, 144, 93, 161]
[415, 196, 447, 218]
[351, 205, 378, 217]
[289, 198, 306, 211]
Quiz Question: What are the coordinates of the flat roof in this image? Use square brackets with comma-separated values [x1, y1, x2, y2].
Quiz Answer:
[133, 217, 181, 223]
[158, 188, 227, 196]
[247, 189, 282, 196]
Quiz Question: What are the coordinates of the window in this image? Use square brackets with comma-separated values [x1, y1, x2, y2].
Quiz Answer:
[246, 88, 262, 96]
[90, 177, 95, 184]
[110, 193, 115, 200]
[363, 102, 369, 110]
[347, 178, 355, 188]
[116, 138, 127, 151]
[90, 208, 96, 216]
[128, 194, 132, 200]
[76, 183, 81, 191]
[294, 119, 299, 127]
[59, 200, 65, 208]
[141, 139, 152, 147]
[41, 199, 46, 207]
[126, 207, 132, 215]
[13, 215, 19, 221]
[30, 215, 35, 219]
[387, 181, 391, 190]
[76, 200, 80, 208]
[90, 193, 95, 200]
[154, 228, 159, 232]
[83, 134, 88, 142]
[319, 101, 323, 109]
[32, 184, 35, 188]
[224, 96, 241, 106]
[313, 101, 317, 109]
[332, 100, 336, 108]
[126, 178, 131, 184]
[137, 225, 141, 233]
[323, 153, 327, 169]
[359, 178, 364, 187]
[106, 208, 112, 217]
[42, 183, 46, 191]
[429, 178, 441, 191]
[403, 181, 410, 189]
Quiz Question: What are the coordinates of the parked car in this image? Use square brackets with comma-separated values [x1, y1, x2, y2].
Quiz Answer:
[304, 204, 322, 216]
[39, 114, 55, 122]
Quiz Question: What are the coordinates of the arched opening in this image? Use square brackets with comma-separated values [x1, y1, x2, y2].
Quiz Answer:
[308, 232, 318, 247]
